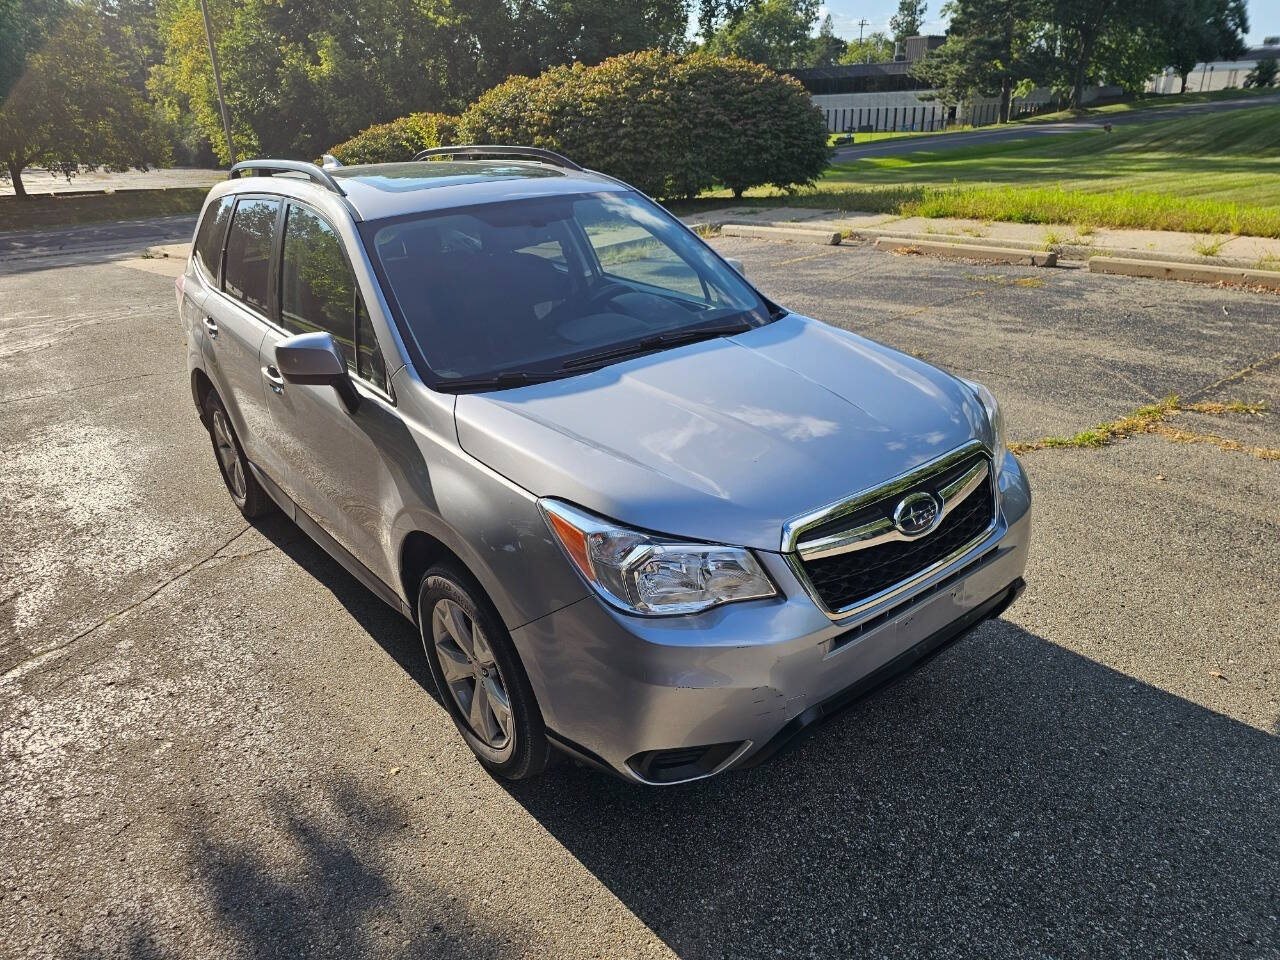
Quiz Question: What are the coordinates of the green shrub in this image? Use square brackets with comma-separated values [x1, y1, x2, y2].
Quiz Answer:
[455, 50, 830, 199]
[327, 112, 458, 165]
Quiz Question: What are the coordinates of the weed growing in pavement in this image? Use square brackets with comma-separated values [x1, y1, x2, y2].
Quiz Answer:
[1191, 235, 1227, 257]
[1254, 251, 1280, 272]
[1010, 395, 1270, 458]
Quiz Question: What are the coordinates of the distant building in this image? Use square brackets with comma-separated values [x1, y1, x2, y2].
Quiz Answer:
[787, 36, 1092, 133]
[1147, 41, 1280, 93]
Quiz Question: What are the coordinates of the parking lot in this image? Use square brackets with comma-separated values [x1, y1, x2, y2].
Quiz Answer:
[2, 230, 1277, 959]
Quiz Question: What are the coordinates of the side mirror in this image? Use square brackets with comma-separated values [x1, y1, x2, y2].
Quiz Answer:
[275, 332, 360, 412]
[725, 257, 746, 278]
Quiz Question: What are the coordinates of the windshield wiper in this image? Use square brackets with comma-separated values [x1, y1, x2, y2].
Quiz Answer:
[561, 320, 754, 370]
[441, 370, 568, 392]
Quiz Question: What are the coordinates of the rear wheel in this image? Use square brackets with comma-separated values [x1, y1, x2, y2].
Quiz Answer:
[204, 390, 271, 519]
[418, 564, 551, 780]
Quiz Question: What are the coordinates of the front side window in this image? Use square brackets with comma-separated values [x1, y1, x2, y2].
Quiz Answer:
[280, 204, 387, 392]
[363, 191, 769, 388]
[223, 197, 279, 315]
[193, 196, 234, 282]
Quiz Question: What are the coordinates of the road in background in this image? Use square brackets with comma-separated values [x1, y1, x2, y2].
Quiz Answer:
[2, 233, 1278, 959]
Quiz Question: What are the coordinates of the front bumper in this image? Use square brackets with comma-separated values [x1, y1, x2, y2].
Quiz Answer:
[511, 451, 1032, 784]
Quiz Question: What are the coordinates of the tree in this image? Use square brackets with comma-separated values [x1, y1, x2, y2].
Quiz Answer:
[1, 0, 66, 107]
[1042, 0, 1166, 107]
[506, 0, 691, 75]
[0, 5, 168, 197]
[912, 0, 1040, 123]
[704, 0, 821, 69]
[1163, 0, 1248, 92]
[152, 0, 691, 165]
[1245, 56, 1277, 88]
[889, 0, 927, 42]
[839, 30, 895, 64]
[808, 14, 848, 66]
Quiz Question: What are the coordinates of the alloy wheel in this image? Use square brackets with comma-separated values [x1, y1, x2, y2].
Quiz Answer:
[211, 409, 247, 501]
[431, 598, 514, 750]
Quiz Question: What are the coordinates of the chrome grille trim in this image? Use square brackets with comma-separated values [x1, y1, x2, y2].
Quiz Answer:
[780, 439, 990, 553]
[780, 439, 1000, 622]
[797, 457, 989, 561]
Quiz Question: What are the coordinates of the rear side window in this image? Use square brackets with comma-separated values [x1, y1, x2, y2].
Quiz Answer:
[193, 196, 234, 282]
[280, 204, 387, 392]
[223, 197, 280, 315]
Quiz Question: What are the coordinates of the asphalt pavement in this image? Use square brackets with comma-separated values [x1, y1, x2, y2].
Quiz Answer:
[2, 232, 1277, 959]
[831, 91, 1280, 160]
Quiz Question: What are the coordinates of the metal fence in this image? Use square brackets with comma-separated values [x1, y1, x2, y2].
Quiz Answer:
[824, 99, 1058, 137]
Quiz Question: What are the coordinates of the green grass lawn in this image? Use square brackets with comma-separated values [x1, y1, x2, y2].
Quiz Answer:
[699, 105, 1280, 237]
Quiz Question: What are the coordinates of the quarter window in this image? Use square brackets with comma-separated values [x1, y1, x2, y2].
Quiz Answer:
[280, 204, 387, 392]
[223, 197, 280, 315]
[193, 196, 234, 282]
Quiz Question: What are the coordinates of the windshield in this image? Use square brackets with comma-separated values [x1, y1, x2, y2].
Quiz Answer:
[362, 191, 773, 389]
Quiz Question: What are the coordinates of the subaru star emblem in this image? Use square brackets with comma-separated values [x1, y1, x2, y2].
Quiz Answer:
[893, 492, 941, 537]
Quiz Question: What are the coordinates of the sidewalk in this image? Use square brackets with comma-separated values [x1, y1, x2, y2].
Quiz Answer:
[684, 206, 1280, 268]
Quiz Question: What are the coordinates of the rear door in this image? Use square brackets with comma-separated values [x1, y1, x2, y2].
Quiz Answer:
[260, 200, 399, 583]
[202, 195, 282, 469]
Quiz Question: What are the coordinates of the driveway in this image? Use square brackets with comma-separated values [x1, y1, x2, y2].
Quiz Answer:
[2, 233, 1277, 958]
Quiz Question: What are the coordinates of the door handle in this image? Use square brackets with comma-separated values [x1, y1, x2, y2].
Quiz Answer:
[263, 365, 285, 394]
[202, 316, 218, 339]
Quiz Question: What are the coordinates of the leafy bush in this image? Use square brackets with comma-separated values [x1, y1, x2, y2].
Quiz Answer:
[454, 50, 830, 199]
[327, 112, 457, 165]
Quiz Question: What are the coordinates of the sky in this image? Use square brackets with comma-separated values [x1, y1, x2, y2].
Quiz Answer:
[813, 0, 1280, 47]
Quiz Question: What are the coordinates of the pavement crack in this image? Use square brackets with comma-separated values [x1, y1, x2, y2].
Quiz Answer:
[7, 370, 174, 405]
[1186, 350, 1280, 402]
[2, 524, 251, 685]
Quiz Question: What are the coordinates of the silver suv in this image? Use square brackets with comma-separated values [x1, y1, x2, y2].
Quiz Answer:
[179, 147, 1031, 785]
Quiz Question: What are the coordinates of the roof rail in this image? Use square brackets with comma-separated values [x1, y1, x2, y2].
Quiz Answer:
[228, 159, 346, 195]
[411, 145, 583, 171]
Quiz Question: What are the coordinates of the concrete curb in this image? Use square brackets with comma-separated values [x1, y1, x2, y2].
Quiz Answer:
[1088, 256, 1280, 290]
[720, 223, 842, 245]
[874, 237, 1057, 267]
[1084, 247, 1278, 271]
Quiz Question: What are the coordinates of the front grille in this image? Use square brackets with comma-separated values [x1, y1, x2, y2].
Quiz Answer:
[797, 453, 995, 613]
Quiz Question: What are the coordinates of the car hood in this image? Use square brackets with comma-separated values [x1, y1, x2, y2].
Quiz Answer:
[455, 314, 987, 551]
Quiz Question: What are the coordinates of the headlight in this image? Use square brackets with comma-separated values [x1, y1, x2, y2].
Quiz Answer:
[959, 377, 1007, 477]
[539, 499, 776, 616]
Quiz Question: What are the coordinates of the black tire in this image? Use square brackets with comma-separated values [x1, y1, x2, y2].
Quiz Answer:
[418, 563, 551, 781]
[203, 390, 272, 520]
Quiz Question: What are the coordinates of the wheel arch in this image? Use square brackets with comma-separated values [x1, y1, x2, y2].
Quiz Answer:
[191, 368, 215, 427]
[399, 529, 478, 625]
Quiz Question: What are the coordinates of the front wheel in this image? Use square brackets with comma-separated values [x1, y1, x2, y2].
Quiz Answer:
[418, 564, 551, 780]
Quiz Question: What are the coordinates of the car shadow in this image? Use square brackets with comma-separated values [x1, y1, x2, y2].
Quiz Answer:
[500, 618, 1279, 957]
[202, 516, 1279, 957]
[247, 511, 439, 703]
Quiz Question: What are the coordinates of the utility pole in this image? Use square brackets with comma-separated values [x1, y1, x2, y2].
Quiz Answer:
[198, 0, 236, 166]
[857, 18, 870, 62]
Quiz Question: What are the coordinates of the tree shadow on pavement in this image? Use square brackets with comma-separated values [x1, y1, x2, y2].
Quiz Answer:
[504, 618, 1280, 959]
